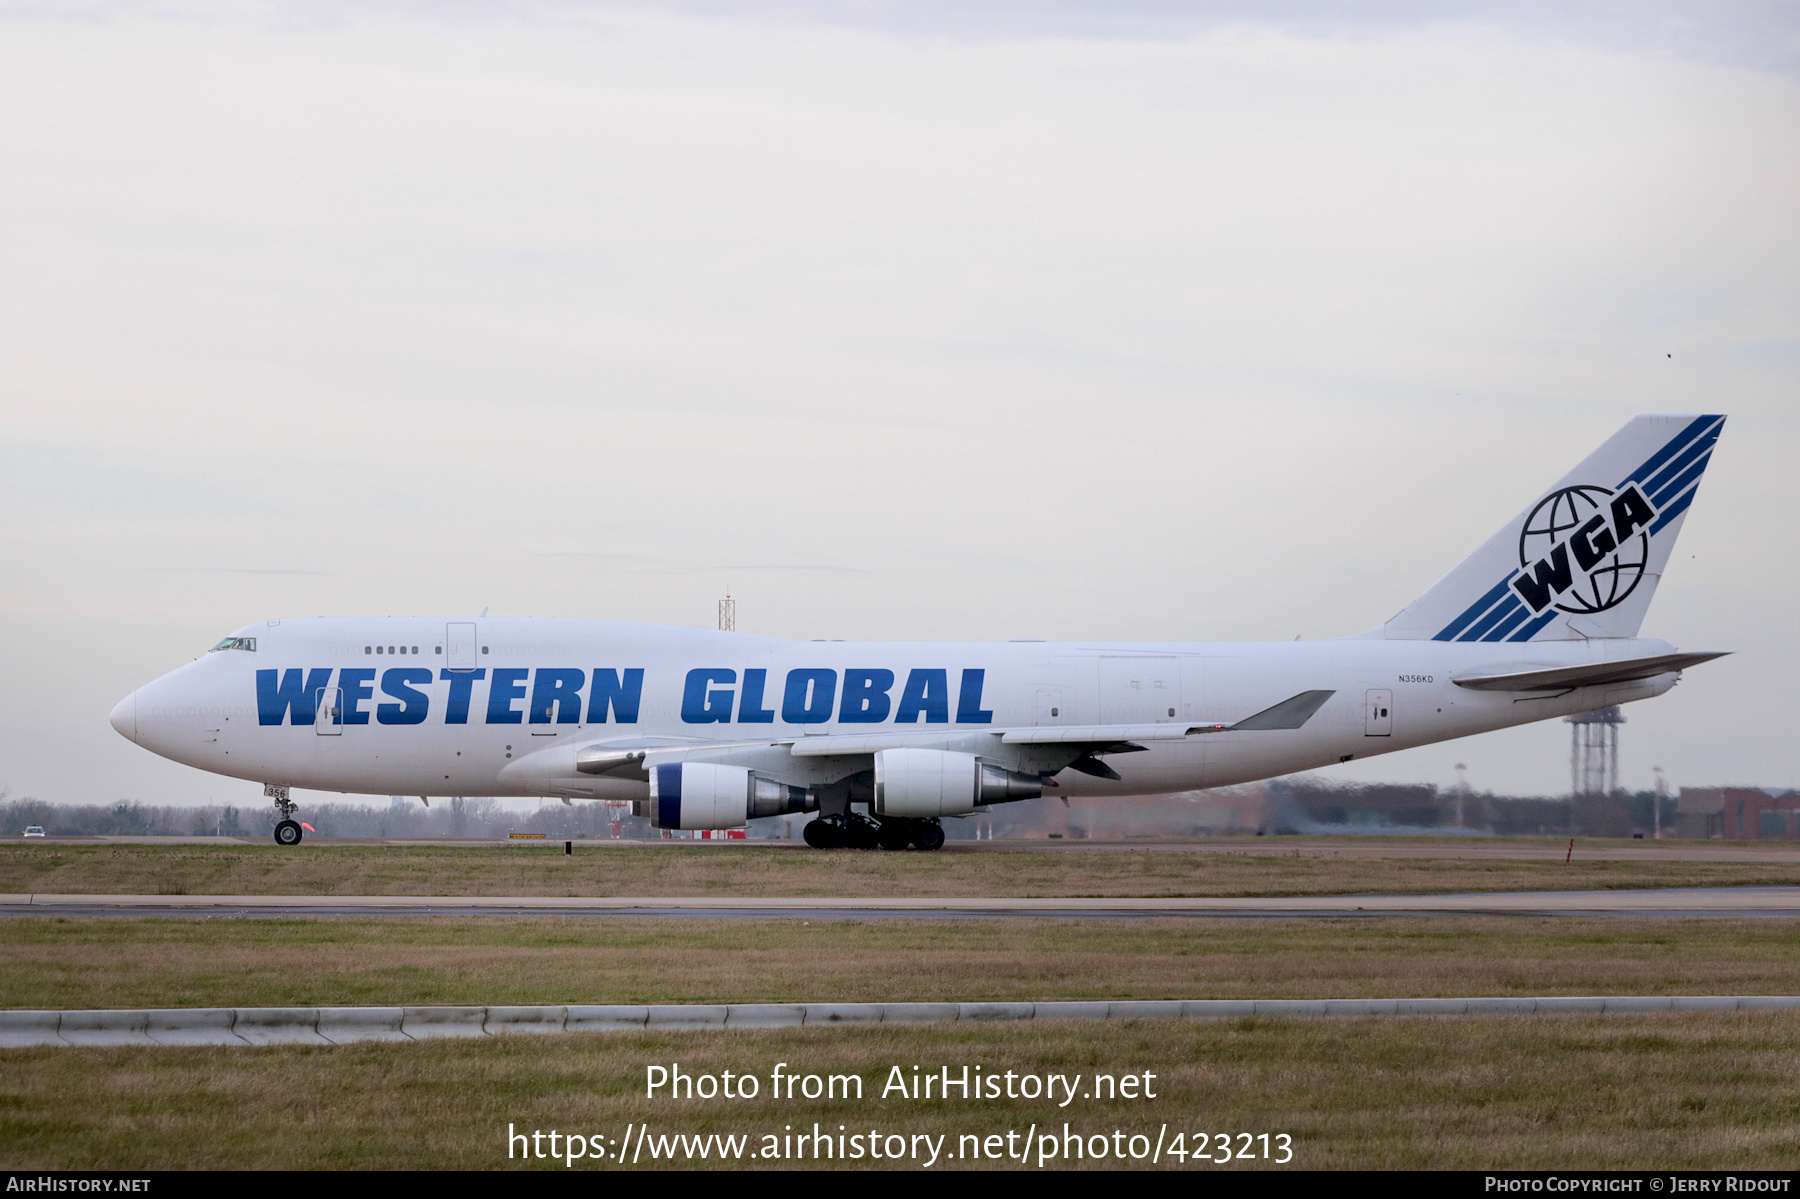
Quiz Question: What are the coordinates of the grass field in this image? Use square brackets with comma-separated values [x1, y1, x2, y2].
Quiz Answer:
[9, 867, 1800, 1172]
[5, 1014, 1800, 1169]
[5, 842, 1798, 898]
[5, 917, 1800, 1010]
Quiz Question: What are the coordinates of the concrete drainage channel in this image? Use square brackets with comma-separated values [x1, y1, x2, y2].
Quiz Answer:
[4, 997, 1799, 1048]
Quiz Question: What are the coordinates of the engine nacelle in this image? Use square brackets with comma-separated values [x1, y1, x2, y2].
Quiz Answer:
[873, 748, 1043, 818]
[750, 774, 811, 819]
[644, 762, 810, 829]
[978, 760, 1045, 804]
[649, 762, 746, 829]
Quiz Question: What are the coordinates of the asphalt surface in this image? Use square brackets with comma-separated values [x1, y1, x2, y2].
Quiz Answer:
[7, 887, 1800, 920]
[11, 835, 1800, 863]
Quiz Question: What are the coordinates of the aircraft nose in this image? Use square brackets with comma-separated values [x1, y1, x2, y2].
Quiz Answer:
[109, 691, 138, 744]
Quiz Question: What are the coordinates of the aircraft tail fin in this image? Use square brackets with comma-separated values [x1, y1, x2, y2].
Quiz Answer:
[1379, 415, 1725, 642]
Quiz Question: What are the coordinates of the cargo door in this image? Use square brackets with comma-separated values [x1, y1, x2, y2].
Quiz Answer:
[1179, 656, 1206, 722]
[315, 687, 343, 736]
[1099, 656, 1181, 724]
[1364, 688, 1392, 737]
[446, 622, 478, 671]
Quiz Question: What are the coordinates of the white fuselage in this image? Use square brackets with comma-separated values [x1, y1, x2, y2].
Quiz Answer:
[111, 617, 1679, 803]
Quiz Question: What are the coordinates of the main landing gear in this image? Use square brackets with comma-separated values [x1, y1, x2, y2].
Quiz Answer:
[266, 784, 303, 846]
[804, 815, 944, 851]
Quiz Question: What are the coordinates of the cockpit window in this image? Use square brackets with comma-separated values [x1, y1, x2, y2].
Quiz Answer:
[209, 637, 257, 652]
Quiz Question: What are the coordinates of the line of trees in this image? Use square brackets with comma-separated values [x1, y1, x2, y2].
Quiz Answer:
[1271, 779, 1675, 838]
[941, 781, 1686, 840]
[0, 782, 1699, 842]
[0, 796, 668, 840]
[0, 796, 810, 840]
[3, 797, 255, 837]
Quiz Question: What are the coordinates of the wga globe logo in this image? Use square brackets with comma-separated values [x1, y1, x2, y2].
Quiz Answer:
[1511, 483, 1658, 615]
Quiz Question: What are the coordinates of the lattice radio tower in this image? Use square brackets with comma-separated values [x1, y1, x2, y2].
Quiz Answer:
[1565, 706, 1624, 796]
[718, 592, 736, 632]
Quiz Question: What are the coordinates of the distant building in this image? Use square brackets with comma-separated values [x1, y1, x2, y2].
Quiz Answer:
[956, 785, 1274, 840]
[1676, 787, 1800, 840]
[1273, 779, 1443, 831]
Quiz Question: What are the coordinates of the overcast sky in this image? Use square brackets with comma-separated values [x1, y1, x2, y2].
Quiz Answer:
[2, 1, 1796, 808]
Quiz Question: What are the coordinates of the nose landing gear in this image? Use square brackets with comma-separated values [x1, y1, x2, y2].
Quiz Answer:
[266, 784, 303, 846]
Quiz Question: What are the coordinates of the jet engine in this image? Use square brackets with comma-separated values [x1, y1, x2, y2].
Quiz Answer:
[641, 762, 810, 830]
[872, 748, 1042, 819]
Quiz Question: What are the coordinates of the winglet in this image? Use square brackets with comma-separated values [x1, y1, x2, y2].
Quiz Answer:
[1228, 690, 1336, 731]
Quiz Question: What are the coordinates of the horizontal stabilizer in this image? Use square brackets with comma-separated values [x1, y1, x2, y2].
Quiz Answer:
[1451, 652, 1727, 692]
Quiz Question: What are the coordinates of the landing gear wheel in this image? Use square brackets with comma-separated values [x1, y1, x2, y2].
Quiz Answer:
[803, 819, 840, 849]
[845, 816, 882, 850]
[877, 819, 913, 851]
[912, 821, 945, 852]
[274, 819, 303, 847]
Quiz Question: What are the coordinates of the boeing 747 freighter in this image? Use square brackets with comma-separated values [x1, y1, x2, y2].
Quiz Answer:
[110, 416, 1728, 850]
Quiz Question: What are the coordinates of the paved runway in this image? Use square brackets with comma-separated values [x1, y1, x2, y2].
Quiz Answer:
[7, 887, 1800, 920]
[13, 835, 1800, 863]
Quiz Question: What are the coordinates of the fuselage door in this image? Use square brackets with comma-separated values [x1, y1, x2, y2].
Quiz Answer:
[1033, 688, 1065, 726]
[1099, 656, 1182, 724]
[1364, 689, 1393, 737]
[446, 622, 478, 671]
[315, 687, 343, 736]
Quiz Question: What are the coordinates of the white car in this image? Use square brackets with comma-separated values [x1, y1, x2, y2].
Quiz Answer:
[22, 826, 46, 837]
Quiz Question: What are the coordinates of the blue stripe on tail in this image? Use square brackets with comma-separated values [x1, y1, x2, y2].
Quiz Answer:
[1478, 601, 1531, 642]
[1620, 415, 1723, 489]
[1648, 484, 1700, 535]
[1507, 609, 1560, 642]
[1649, 449, 1715, 511]
[1424, 416, 1724, 644]
[1643, 432, 1720, 501]
[1432, 577, 1515, 641]
[1461, 594, 1524, 641]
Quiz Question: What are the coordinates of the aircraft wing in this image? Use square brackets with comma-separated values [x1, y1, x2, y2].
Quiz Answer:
[998, 688, 1338, 743]
[1451, 652, 1728, 693]
[763, 689, 1337, 756]
[561, 690, 1337, 786]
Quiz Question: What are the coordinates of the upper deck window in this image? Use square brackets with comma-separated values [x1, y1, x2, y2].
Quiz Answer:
[209, 637, 257, 653]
